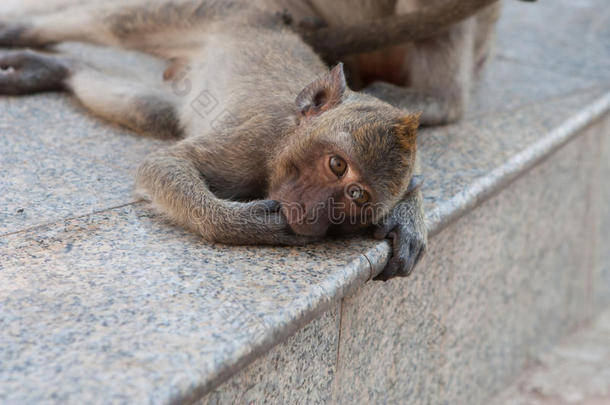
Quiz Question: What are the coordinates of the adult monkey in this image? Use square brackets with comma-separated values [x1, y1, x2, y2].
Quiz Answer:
[0, 0, 520, 279]
[0, 0, 505, 126]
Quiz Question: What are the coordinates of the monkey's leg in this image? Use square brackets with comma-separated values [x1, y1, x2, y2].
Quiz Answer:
[0, 0, 105, 19]
[363, 81, 464, 127]
[0, 6, 118, 48]
[136, 140, 319, 246]
[0, 1, 228, 56]
[363, 15, 476, 126]
[0, 49, 182, 139]
[67, 69, 183, 139]
[406, 18, 475, 125]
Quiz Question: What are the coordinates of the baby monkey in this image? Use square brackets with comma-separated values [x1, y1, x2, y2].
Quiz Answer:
[0, 1, 428, 279]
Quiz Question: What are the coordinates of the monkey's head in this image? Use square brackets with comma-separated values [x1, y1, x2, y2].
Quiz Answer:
[269, 64, 420, 238]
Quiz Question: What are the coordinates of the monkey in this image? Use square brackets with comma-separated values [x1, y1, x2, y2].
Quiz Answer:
[0, 0, 525, 278]
[0, 0, 517, 278]
[0, 1, 436, 279]
[0, 0, 504, 126]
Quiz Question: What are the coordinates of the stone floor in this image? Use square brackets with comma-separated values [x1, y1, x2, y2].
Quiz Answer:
[492, 309, 610, 405]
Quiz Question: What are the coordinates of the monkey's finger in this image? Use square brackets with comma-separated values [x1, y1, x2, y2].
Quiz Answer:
[373, 220, 397, 240]
[375, 239, 403, 280]
[374, 258, 401, 281]
[374, 232, 400, 280]
[375, 229, 427, 280]
[373, 260, 396, 281]
[399, 240, 420, 277]
[396, 235, 427, 277]
[414, 245, 426, 266]
[390, 235, 415, 277]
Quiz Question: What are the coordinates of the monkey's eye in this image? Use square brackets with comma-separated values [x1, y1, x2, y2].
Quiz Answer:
[329, 156, 347, 177]
[349, 188, 370, 206]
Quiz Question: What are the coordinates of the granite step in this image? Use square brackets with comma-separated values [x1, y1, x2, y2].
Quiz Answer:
[1, 0, 610, 404]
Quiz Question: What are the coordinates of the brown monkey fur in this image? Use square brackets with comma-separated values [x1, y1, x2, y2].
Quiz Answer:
[0, 0, 503, 279]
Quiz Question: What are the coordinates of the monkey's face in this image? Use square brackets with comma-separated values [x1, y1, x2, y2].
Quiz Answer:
[269, 141, 379, 237]
[269, 108, 419, 238]
[268, 63, 419, 238]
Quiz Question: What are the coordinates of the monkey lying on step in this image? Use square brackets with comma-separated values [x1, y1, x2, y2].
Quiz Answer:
[0, 0, 501, 279]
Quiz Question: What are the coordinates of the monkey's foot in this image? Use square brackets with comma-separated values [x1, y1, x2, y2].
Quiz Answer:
[363, 81, 464, 126]
[0, 49, 70, 95]
[0, 22, 37, 47]
[373, 218, 427, 281]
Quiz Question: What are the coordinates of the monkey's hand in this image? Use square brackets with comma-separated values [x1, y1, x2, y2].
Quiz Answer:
[373, 185, 427, 281]
[227, 199, 321, 246]
[0, 49, 71, 95]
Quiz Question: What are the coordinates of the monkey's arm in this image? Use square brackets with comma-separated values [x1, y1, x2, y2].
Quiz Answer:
[373, 160, 427, 281]
[136, 139, 317, 246]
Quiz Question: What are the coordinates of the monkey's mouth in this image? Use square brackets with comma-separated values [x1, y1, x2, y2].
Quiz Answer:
[280, 203, 330, 238]
[288, 222, 330, 238]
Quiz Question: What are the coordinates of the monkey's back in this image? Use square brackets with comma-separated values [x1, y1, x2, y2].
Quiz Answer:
[178, 24, 327, 146]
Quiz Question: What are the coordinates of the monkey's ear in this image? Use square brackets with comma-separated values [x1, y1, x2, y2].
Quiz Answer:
[395, 112, 421, 151]
[296, 63, 347, 119]
[396, 112, 421, 139]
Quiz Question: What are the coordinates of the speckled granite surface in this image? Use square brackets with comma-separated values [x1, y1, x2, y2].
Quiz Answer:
[204, 304, 341, 405]
[592, 117, 610, 312]
[1, 0, 610, 403]
[491, 309, 610, 405]
[0, 205, 374, 403]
